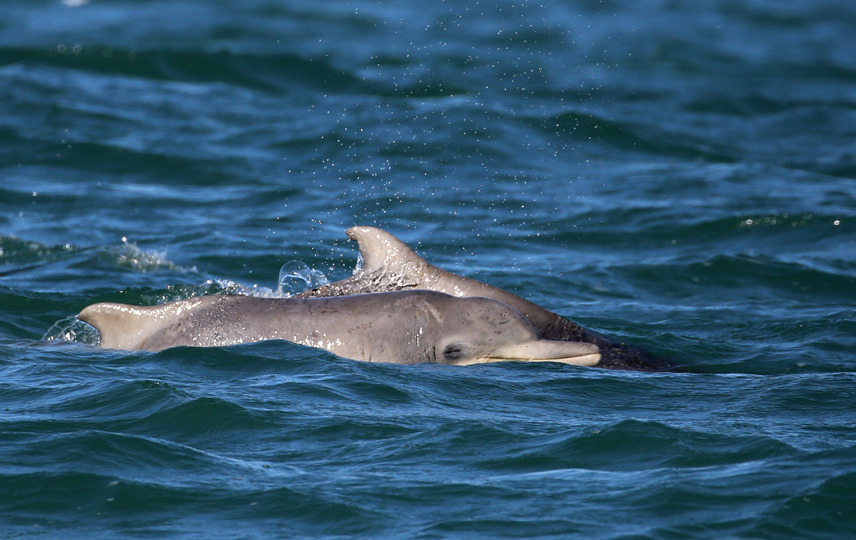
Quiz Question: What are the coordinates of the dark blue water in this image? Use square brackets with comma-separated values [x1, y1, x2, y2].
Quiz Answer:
[2, 0, 856, 538]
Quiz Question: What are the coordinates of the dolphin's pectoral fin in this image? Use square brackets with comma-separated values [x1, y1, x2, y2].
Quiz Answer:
[457, 340, 602, 367]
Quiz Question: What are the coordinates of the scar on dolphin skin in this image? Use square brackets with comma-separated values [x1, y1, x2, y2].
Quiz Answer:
[78, 290, 602, 368]
[296, 227, 678, 372]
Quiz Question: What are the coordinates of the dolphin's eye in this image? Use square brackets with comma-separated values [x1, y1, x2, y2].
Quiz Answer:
[443, 344, 464, 361]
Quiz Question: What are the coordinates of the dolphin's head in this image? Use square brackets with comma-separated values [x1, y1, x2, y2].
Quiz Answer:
[432, 296, 601, 367]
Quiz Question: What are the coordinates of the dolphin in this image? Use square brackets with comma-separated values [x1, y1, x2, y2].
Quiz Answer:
[296, 227, 675, 371]
[78, 290, 602, 367]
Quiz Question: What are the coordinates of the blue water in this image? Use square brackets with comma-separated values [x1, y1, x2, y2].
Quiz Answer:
[2, 0, 856, 538]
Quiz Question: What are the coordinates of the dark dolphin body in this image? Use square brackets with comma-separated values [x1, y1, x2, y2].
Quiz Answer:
[297, 227, 678, 371]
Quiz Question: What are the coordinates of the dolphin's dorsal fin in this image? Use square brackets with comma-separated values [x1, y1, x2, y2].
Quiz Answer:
[78, 299, 209, 350]
[345, 226, 555, 330]
[346, 226, 430, 275]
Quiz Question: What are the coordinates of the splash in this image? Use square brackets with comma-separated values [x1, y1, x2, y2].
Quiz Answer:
[43, 316, 100, 346]
[103, 238, 194, 273]
[0, 235, 74, 264]
[200, 278, 280, 298]
[277, 260, 330, 296]
[197, 261, 331, 299]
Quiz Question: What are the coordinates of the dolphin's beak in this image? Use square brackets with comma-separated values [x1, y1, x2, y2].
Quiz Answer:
[463, 340, 601, 367]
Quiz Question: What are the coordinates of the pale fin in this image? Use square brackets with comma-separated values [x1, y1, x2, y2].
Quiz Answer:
[344, 226, 560, 332]
[78, 300, 207, 350]
[346, 226, 430, 274]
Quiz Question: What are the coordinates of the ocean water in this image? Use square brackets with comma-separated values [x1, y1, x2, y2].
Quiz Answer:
[2, 0, 856, 537]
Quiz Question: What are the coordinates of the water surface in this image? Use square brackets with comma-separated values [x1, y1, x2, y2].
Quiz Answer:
[1, 0, 855, 538]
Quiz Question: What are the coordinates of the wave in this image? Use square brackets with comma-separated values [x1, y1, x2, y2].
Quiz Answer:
[0, 46, 365, 94]
[0, 469, 371, 534]
[0, 45, 475, 101]
[526, 109, 738, 163]
[3, 335, 855, 537]
[482, 418, 797, 472]
[747, 470, 856, 538]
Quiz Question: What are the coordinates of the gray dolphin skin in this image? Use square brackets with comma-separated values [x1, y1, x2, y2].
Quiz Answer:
[78, 290, 601, 367]
[297, 227, 675, 371]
